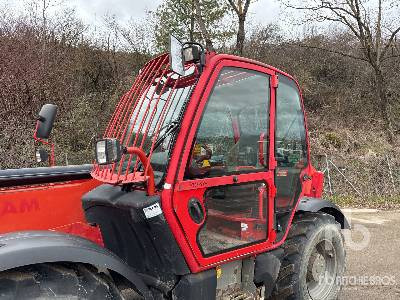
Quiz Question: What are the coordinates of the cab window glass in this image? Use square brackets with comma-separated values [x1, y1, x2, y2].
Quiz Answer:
[185, 67, 270, 179]
[275, 76, 307, 168]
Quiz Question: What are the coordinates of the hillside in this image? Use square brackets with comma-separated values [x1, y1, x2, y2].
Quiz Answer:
[0, 2, 398, 204]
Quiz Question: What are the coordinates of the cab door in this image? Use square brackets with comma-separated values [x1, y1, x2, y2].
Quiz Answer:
[172, 60, 277, 267]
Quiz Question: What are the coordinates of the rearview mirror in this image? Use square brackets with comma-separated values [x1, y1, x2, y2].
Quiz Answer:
[36, 104, 58, 139]
[169, 35, 184, 76]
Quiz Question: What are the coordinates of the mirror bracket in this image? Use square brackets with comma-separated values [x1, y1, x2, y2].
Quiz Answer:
[34, 129, 56, 166]
[33, 103, 58, 166]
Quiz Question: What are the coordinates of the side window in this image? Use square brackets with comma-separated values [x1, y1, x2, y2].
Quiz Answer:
[185, 67, 270, 179]
[276, 76, 308, 168]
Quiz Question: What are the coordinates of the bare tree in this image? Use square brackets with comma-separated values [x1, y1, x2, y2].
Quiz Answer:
[227, 0, 252, 55]
[105, 14, 154, 54]
[194, 0, 215, 51]
[282, 0, 400, 143]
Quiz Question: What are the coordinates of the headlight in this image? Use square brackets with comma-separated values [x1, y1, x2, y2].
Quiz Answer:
[95, 138, 122, 165]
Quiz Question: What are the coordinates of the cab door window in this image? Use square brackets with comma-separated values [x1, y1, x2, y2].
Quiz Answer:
[275, 76, 307, 170]
[185, 67, 270, 179]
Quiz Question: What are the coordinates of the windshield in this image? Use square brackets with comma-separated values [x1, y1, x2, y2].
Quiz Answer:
[117, 66, 196, 185]
[93, 53, 197, 186]
[124, 81, 193, 184]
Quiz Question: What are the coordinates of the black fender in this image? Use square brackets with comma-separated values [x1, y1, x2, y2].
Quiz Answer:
[297, 197, 350, 229]
[0, 231, 154, 300]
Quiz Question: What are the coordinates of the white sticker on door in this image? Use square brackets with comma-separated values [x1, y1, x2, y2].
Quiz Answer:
[143, 203, 162, 219]
[241, 222, 248, 231]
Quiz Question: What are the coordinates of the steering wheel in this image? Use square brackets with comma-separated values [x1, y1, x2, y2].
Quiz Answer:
[194, 144, 212, 167]
[186, 143, 213, 178]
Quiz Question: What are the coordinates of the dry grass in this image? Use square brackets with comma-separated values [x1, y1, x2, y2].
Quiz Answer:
[329, 195, 400, 210]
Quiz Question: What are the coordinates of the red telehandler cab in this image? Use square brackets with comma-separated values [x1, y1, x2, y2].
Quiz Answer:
[0, 36, 349, 300]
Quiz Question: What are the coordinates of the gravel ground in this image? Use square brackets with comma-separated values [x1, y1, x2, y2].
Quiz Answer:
[339, 209, 400, 299]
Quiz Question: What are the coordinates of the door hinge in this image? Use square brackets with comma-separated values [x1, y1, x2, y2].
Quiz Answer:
[271, 74, 279, 88]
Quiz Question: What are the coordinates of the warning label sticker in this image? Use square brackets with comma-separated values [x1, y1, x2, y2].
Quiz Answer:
[143, 203, 162, 219]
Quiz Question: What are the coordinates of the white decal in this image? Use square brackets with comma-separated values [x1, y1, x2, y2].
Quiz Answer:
[143, 203, 162, 219]
[241, 223, 248, 231]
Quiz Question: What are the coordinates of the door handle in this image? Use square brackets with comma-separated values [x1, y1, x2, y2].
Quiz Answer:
[188, 198, 205, 224]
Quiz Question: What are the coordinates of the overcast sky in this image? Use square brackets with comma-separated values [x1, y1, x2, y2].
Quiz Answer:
[70, 0, 280, 25]
[5, 0, 281, 27]
[68, 0, 161, 23]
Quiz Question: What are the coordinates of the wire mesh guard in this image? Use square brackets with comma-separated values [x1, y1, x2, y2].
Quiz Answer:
[91, 53, 197, 185]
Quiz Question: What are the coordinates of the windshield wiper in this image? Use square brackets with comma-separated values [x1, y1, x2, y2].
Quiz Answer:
[150, 121, 180, 155]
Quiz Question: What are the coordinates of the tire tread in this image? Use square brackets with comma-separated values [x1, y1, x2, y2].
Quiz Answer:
[270, 212, 345, 300]
[0, 263, 124, 300]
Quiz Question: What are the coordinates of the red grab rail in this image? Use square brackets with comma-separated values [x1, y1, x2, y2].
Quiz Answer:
[124, 147, 155, 196]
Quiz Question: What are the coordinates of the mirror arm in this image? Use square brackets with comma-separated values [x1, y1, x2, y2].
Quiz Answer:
[33, 121, 56, 166]
[37, 115, 46, 122]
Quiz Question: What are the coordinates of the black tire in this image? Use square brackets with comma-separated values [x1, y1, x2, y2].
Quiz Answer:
[271, 212, 346, 300]
[0, 263, 126, 299]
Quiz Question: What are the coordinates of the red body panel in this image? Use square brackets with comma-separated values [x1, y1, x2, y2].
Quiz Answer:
[0, 179, 101, 242]
[52, 221, 104, 246]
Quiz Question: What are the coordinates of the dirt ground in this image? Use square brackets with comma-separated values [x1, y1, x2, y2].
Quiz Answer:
[339, 209, 400, 299]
